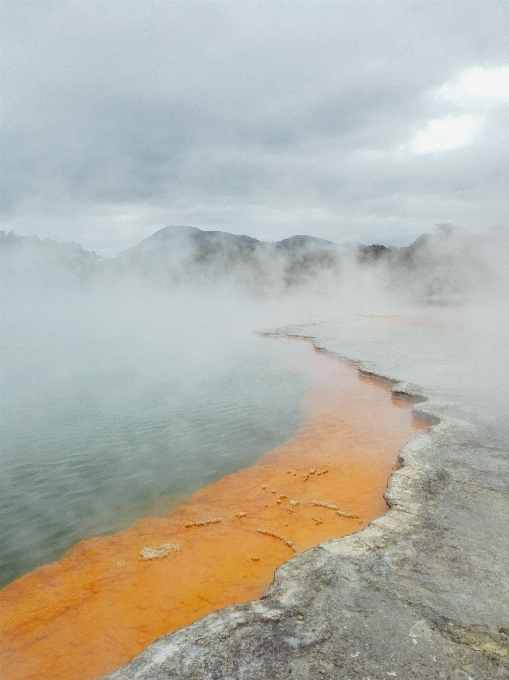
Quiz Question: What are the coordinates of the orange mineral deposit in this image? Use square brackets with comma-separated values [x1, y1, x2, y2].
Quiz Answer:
[0, 341, 428, 680]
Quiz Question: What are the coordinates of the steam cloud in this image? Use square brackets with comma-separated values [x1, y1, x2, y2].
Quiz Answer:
[1, 225, 508, 586]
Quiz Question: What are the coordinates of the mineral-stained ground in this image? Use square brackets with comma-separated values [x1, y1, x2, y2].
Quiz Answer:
[0, 342, 425, 680]
[103, 326, 509, 680]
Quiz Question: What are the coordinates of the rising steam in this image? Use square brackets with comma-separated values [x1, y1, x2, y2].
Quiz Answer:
[1, 224, 508, 586]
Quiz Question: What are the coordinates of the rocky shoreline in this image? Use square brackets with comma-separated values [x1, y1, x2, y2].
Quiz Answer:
[103, 329, 509, 679]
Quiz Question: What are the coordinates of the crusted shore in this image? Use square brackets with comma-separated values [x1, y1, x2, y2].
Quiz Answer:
[103, 330, 509, 680]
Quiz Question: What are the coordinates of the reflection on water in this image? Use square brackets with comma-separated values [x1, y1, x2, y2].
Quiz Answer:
[0, 336, 307, 587]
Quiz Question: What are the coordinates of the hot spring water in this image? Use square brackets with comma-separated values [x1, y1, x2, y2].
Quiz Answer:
[0, 334, 309, 587]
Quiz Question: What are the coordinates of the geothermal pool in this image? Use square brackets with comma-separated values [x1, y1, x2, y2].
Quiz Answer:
[0, 338, 427, 680]
[0, 335, 309, 587]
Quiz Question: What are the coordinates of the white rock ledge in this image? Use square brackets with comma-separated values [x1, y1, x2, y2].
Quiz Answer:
[102, 332, 509, 679]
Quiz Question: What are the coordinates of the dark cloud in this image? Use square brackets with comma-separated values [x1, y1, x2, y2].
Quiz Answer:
[2, 1, 508, 253]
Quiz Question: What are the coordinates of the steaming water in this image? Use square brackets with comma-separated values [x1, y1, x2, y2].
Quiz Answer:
[3, 241, 507, 591]
[285, 308, 509, 426]
[0, 333, 308, 588]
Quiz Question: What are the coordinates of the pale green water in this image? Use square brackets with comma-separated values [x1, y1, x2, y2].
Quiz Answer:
[0, 325, 308, 588]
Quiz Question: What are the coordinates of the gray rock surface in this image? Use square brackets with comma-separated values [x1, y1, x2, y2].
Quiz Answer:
[103, 333, 509, 680]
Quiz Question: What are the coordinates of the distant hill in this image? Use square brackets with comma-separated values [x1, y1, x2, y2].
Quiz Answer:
[0, 230, 100, 284]
[3, 225, 507, 301]
[115, 226, 348, 289]
[111, 224, 509, 301]
[274, 235, 334, 251]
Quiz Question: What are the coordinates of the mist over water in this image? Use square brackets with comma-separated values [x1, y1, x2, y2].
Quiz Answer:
[0, 280, 314, 587]
[1, 225, 508, 587]
[296, 305, 509, 426]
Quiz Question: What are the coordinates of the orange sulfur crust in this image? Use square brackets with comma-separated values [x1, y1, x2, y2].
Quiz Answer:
[0, 343, 428, 680]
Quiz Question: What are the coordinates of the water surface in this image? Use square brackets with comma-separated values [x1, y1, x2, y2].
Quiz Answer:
[0, 333, 308, 587]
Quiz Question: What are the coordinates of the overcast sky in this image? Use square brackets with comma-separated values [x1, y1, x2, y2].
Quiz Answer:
[2, 1, 509, 255]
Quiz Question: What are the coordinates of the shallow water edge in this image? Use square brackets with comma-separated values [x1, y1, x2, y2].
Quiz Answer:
[0, 337, 427, 680]
[101, 329, 509, 679]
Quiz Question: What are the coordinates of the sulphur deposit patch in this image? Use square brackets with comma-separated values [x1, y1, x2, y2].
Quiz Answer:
[138, 543, 181, 560]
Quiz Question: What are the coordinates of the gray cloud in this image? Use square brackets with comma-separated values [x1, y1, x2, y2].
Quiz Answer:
[2, 1, 508, 254]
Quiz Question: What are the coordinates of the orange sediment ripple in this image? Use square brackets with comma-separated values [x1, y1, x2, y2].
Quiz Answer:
[0, 345, 428, 680]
